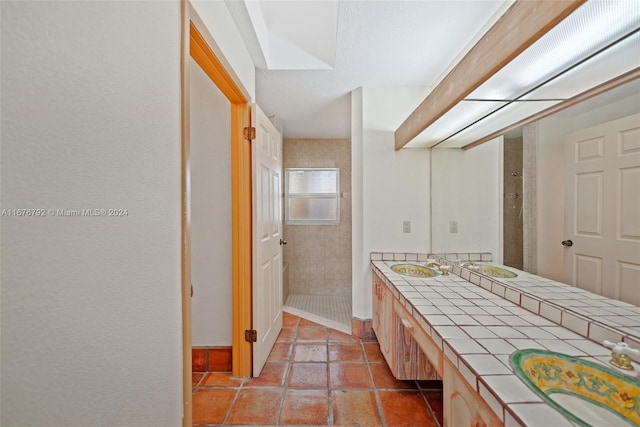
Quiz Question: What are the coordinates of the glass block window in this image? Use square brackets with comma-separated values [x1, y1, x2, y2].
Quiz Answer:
[285, 168, 340, 225]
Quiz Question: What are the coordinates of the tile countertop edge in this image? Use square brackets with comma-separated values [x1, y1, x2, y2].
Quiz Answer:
[370, 260, 640, 427]
[373, 252, 640, 348]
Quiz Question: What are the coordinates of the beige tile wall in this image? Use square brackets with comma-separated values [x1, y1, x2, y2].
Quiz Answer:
[503, 137, 523, 270]
[283, 139, 352, 297]
[522, 124, 538, 274]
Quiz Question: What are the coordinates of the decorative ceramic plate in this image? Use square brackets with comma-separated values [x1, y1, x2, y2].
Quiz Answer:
[478, 265, 517, 278]
[390, 264, 438, 278]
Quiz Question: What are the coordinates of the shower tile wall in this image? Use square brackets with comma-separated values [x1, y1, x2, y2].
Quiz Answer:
[522, 124, 538, 273]
[504, 137, 523, 270]
[283, 139, 352, 298]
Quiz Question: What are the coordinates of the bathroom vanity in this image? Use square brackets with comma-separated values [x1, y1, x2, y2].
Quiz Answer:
[371, 252, 640, 427]
[373, 272, 440, 381]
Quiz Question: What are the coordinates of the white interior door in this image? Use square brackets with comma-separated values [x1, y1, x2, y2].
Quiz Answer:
[563, 113, 640, 305]
[251, 104, 283, 376]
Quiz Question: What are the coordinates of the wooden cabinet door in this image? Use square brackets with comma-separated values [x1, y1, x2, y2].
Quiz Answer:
[372, 273, 393, 365]
[443, 358, 502, 427]
[373, 272, 439, 380]
[372, 275, 381, 337]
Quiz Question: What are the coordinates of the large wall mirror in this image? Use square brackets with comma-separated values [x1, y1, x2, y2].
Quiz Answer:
[431, 77, 640, 290]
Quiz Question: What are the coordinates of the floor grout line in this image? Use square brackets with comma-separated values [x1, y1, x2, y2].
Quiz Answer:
[363, 340, 388, 427]
[220, 383, 243, 426]
[193, 313, 443, 426]
[326, 339, 334, 427]
[418, 387, 441, 427]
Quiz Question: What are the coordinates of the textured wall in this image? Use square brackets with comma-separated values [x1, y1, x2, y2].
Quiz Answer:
[283, 139, 352, 297]
[1, 2, 183, 425]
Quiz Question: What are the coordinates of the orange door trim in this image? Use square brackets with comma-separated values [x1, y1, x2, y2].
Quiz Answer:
[187, 18, 253, 384]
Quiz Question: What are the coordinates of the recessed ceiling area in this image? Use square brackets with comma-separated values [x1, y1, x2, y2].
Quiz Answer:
[243, 0, 339, 70]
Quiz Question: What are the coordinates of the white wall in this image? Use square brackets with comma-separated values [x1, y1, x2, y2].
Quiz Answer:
[190, 58, 233, 346]
[573, 92, 640, 131]
[352, 86, 430, 319]
[190, 0, 256, 100]
[431, 140, 502, 260]
[1, 1, 182, 425]
[363, 138, 431, 255]
[351, 88, 365, 318]
[535, 92, 640, 281]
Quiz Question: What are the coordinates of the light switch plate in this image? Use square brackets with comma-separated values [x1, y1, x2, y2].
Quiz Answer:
[403, 220, 411, 233]
[450, 220, 458, 233]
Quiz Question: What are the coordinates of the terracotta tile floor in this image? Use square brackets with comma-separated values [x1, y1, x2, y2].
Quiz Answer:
[193, 312, 444, 426]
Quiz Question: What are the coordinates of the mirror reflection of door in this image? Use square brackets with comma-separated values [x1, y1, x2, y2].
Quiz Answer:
[563, 113, 640, 306]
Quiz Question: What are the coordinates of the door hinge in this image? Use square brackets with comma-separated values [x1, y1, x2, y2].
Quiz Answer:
[245, 329, 257, 343]
[243, 126, 256, 141]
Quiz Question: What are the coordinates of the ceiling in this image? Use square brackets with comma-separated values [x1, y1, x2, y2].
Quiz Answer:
[226, 1, 640, 146]
[225, 0, 513, 139]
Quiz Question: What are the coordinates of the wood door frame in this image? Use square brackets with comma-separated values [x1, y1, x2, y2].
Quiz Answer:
[181, 3, 253, 425]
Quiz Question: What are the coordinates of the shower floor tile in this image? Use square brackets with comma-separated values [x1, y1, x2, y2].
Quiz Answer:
[285, 294, 352, 330]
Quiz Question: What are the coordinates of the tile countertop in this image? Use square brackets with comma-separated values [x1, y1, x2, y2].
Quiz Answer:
[451, 261, 640, 347]
[370, 258, 640, 427]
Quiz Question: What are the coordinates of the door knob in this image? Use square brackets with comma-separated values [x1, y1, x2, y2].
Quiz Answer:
[561, 240, 573, 247]
[280, 239, 288, 246]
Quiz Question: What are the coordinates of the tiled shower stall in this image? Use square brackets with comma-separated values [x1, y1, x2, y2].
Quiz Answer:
[282, 138, 352, 328]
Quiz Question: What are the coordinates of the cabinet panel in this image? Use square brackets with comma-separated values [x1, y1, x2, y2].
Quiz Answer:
[373, 272, 439, 380]
[449, 392, 474, 427]
[373, 273, 393, 366]
[443, 358, 503, 427]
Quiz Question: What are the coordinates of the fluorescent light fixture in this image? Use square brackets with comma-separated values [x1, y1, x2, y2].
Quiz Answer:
[470, 1, 640, 101]
[522, 30, 640, 101]
[404, 0, 640, 149]
[406, 101, 507, 148]
[438, 101, 561, 148]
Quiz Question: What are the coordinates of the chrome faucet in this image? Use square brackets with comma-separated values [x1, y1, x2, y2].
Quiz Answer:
[425, 259, 450, 275]
[424, 259, 441, 268]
